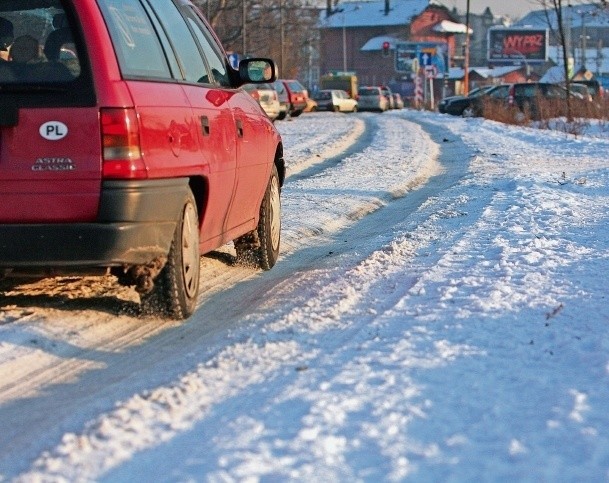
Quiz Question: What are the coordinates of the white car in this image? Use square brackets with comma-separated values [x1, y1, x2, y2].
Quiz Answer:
[313, 89, 358, 113]
[242, 83, 281, 120]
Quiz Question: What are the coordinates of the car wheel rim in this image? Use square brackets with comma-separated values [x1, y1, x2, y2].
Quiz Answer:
[269, 175, 281, 250]
[181, 202, 199, 298]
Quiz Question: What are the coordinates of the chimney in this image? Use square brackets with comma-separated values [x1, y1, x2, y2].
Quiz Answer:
[385, 0, 390, 15]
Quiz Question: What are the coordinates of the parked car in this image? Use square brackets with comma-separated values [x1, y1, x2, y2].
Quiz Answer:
[0, 0, 285, 319]
[304, 97, 318, 112]
[438, 85, 494, 114]
[573, 79, 604, 100]
[392, 93, 405, 109]
[444, 84, 511, 117]
[242, 82, 281, 120]
[507, 82, 576, 119]
[313, 89, 358, 113]
[279, 79, 308, 117]
[569, 82, 593, 102]
[357, 86, 389, 112]
[272, 79, 290, 120]
[380, 86, 395, 109]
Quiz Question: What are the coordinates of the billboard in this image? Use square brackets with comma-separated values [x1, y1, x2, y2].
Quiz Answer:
[487, 28, 548, 64]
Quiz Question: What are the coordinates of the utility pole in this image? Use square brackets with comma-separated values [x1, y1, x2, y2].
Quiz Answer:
[464, 0, 470, 95]
[242, 0, 246, 56]
[280, 0, 285, 77]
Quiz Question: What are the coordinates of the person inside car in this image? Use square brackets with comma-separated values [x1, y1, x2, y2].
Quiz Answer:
[0, 17, 14, 61]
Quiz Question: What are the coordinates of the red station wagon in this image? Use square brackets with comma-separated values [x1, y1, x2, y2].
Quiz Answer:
[0, 0, 285, 319]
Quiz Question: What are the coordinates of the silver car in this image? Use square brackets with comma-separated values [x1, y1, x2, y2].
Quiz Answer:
[357, 86, 389, 112]
[242, 83, 281, 121]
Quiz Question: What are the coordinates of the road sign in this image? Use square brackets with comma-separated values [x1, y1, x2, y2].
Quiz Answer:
[228, 52, 240, 69]
[425, 65, 438, 79]
[418, 52, 431, 67]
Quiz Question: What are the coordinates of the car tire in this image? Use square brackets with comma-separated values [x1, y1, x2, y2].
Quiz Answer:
[140, 188, 200, 319]
[333, 105, 340, 112]
[352, 105, 358, 113]
[235, 165, 281, 270]
[291, 109, 303, 117]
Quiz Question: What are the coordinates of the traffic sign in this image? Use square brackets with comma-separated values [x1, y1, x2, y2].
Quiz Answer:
[424, 65, 438, 79]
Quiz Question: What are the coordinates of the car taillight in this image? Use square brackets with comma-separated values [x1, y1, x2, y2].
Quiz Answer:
[101, 108, 147, 179]
[249, 90, 260, 101]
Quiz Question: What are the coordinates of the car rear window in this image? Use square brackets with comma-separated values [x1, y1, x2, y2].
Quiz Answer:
[0, 1, 81, 84]
[358, 87, 379, 96]
[315, 91, 331, 100]
[286, 80, 304, 92]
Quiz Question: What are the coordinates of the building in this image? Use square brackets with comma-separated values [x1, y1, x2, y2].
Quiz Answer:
[317, 0, 510, 100]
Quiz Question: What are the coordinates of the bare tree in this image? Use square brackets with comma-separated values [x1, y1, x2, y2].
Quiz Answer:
[538, 0, 574, 119]
[195, 0, 320, 79]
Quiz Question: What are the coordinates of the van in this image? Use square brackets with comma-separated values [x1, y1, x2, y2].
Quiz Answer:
[319, 73, 358, 99]
[0, 0, 285, 319]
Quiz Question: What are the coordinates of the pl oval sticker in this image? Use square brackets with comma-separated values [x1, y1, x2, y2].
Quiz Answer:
[39, 121, 68, 141]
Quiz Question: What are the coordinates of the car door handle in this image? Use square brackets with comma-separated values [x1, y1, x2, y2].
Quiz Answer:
[200, 116, 210, 136]
[236, 119, 243, 138]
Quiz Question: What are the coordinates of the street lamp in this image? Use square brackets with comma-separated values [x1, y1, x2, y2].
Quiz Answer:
[340, 5, 359, 73]
[342, 12, 347, 72]
[575, 8, 598, 68]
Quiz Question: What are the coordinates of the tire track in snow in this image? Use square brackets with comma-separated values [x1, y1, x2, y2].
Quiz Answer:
[9, 113, 445, 480]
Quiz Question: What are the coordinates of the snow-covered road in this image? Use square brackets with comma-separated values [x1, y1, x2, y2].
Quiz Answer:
[2, 110, 609, 481]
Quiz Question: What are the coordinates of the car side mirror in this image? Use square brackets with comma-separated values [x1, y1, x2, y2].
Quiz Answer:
[238, 58, 276, 84]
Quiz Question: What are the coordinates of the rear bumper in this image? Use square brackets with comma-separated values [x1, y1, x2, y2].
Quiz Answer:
[0, 178, 189, 269]
[290, 101, 307, 112]
[316, 102, 335, 111]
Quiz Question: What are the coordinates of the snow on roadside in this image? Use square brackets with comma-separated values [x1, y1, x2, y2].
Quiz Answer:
[280, 113, 365, 177]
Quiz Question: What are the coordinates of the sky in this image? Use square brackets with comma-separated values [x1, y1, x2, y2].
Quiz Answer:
[2, 109, 609, 480]
[436, 0, 540, 19]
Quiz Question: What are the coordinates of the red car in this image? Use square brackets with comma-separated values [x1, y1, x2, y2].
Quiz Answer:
[279, 79, 309, 117]
[0, 0, 284, 319]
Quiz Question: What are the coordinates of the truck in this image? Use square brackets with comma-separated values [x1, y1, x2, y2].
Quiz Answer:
[319, 72, 359, 99]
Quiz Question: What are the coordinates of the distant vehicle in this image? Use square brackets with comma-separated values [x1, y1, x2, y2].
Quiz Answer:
[392, 93, 405, 109]
[444, 84, 511, 117]
[380, 86, 395, 109]
[304, 97, 318, 112]
[313, 89, 358, 113]
[357, 86, 389, 112]
[438, 85, 494, 114]
[279, 79, 308, 117]
[242, 83, 281, 120]
[272, 80, 290, 120]
[507, 82, 577, 119]
[568, 83, 592, 102]
[320, 73, 358, 99]
[573, 79, 604, 100]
